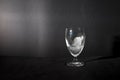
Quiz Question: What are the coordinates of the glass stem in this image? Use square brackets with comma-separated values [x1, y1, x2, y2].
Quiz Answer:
[73, 57, 78, 62]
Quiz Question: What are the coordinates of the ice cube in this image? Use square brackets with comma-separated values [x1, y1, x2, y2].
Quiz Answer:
[72, 36, 83, 47]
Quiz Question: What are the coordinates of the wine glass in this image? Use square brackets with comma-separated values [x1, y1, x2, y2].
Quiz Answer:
[65, 27, 86, 67]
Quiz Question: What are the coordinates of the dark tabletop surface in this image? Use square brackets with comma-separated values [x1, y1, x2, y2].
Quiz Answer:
[0, 56, 120, 80]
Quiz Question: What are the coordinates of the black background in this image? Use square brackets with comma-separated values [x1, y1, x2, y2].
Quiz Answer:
[0, 0, 120, 58]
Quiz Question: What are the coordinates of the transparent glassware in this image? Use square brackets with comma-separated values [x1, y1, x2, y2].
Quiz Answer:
[65, 27, 86, 67]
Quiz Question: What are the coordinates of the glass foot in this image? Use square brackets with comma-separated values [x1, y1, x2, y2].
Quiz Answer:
[67, 61, 84, 67]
